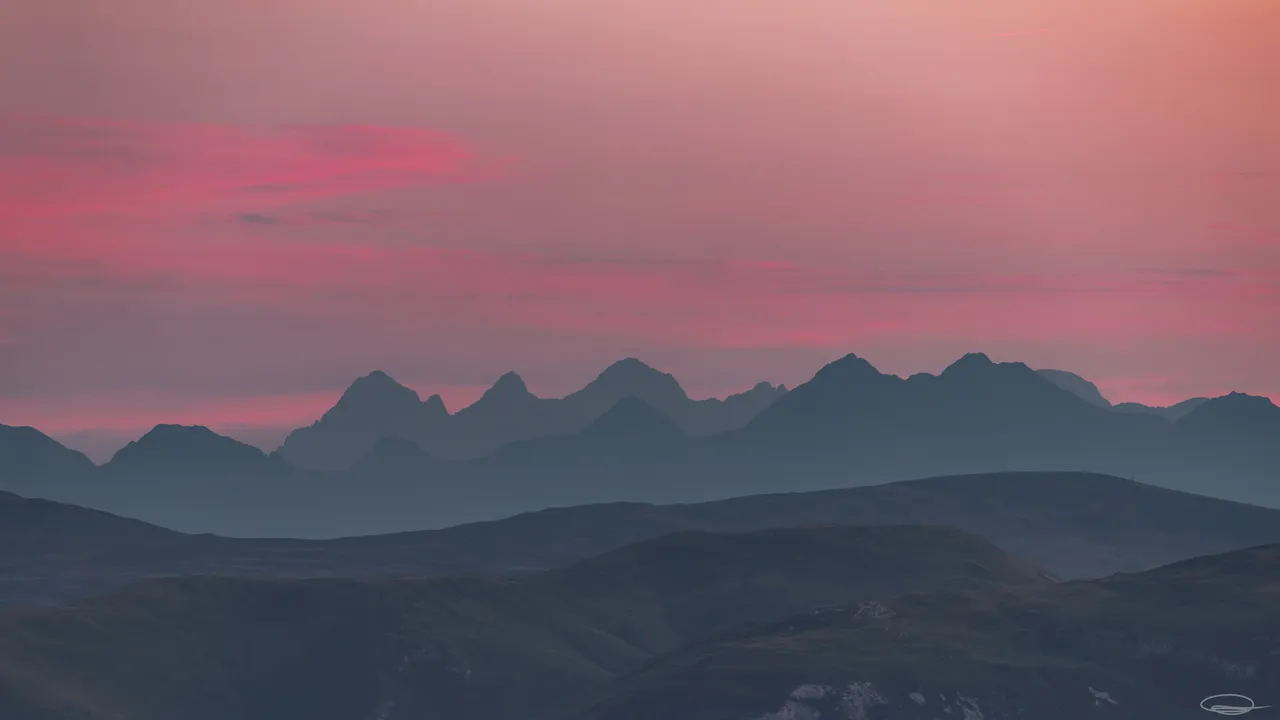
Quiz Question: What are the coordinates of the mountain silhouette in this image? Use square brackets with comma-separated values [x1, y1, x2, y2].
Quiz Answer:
[559, 357, 689, 422]
[330, 370, 432, 421]
[0, 425, 96, 493]
[929, 353, 1096, 413]
[105, 424, 285, 476]
[277, 371, 449, 470]
[1035, 368, 1221, 423]
[1175, 391, 1280, 434]
[422, 393, 447, 416]
[472, 370, 537, 407]
[1035, 368, 1112, 407]
[448, 371, 546, 439]
[742, 353, 1111, 451]
[5, 351, 1278, 534]
[277, 359, 785, 469]
[744, 353, 900, 436]
[1111, 396, 1208, 421]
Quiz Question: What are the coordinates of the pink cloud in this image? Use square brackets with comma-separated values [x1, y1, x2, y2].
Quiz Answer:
[2, 111, 1276, 434]
[7, 220, 1275, 353]
[4, 234, 1275, 433]
[0, 115, 494, 221]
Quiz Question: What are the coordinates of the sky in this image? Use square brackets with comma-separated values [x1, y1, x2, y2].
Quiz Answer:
[1, 0, 1277, 461]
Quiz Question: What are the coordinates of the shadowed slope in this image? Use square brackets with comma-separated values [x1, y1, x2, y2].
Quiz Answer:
[6, 471, 1280, 607]
[567, 544, 1280, 720]
[0, 525, 1046, 720]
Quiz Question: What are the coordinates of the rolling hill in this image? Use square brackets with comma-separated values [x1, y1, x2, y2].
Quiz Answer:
[4, 527, 1278, 720]
[567, 544, 1280, 720]
[4, 471, 1280, 607]
[0, 525, 1047, 720]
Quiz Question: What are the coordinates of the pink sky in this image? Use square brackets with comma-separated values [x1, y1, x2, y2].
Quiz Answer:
[1, 0, 1277, 460]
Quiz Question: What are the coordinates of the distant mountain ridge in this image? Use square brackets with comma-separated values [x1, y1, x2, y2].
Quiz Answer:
[0, 425, 96, 495]
[274, 370, 451, 471]
[3, 352, 1278, 536]
[1175, 391, 1280, 434]
[104, 424, 286, 476]
[1034, 368, 1211, 421]
[1035, 368, 1112, 407]
[1112, 396, 1209, 421]
[277, 358, 787, 469]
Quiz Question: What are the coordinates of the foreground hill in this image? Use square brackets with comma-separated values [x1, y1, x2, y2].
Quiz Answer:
[4, 471, 1280, 606]
[568, 544, 1280, 720]
[0, 526, 1046, 720]
[0, 489, 486, 607]
[387, 470, 1280, 581]
[4, 527, 1278, 720]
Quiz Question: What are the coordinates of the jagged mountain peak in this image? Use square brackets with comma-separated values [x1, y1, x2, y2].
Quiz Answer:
[809, 353, 888, 384]
[599, 357, 659, 377]
[938, 353, 1047, 387]
[329, 371, 422, 417]
[582, 358, 689, 402]
[423, 394, 448, 416]
[940, 352, 1003, 377]
[0, 425, 97, 474]
[134, 424, 225, 444]
[744, 354, 895, 430]
[483, 371, 532, 399]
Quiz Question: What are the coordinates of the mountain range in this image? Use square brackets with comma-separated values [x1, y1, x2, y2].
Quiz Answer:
[276, 358, 787, 469]
[2, 352, 1278, 537]
[1036, 369, 1210, 420]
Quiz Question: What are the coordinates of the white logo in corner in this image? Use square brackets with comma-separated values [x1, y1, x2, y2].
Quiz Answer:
[1201, 695, 1271, 716]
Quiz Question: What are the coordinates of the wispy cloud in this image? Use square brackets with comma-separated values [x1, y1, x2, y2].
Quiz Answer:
[0, 115, 492, 221]
[3, 232, 1275, 433]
